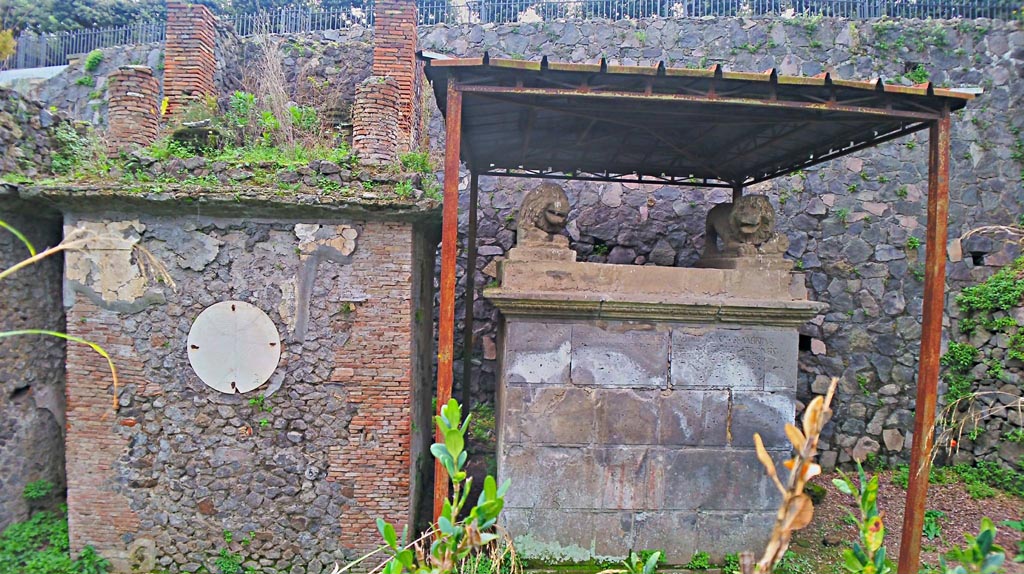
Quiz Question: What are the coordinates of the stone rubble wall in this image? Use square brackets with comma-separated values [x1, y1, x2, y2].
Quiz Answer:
[416, 16, 1024, 470]
[0, 210, 66, 531]
[0, 88, 73, 531]
[61, 212, 434, 573]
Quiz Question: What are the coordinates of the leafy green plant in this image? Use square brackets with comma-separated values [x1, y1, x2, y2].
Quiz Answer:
[923, 510, 944, 540]
[0, 502, 110, 574]
[955, 256, 1024, 314]
[83, 50, 104, 73]
[940, 518, 1004, 574]
[287, 104, 319, 133]
[684, 551, 710, 570]
[941, 343, 979, 372]
[75, 76, 94, 87]
[906, 65, 929, 85]
[1000, 519, 1023, 563]
[366, 399, 509, 574]
[906, 237, 921, 250]
[227, 91, 257, 128]
[214, 547, 243, 574]
[832, 463, 894, 574]
[22, 480, 54, 502]
[722, 553, 740, 574]
[1004, 429, 1024, 443]
[395, 181, 415, 199]
[835, 208, 850, 224]
[248, 394, 271, 413]
[399, 151, 433, 174]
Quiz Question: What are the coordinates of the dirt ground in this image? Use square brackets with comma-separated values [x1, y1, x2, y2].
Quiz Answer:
[791, 470, 1023, 574]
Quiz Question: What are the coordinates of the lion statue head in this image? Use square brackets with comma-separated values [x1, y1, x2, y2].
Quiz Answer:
[518, 182, 570, 245]
[729, 194, 775, 245]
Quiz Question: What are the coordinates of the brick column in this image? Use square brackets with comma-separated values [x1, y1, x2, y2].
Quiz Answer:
[352, 0, 418, 165]
[164, 2, 216, 113]
[106, 66, 160, 154]
[352, 77, 401, 165]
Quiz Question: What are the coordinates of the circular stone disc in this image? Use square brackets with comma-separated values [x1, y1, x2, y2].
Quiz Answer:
[186, 300, 281, 394]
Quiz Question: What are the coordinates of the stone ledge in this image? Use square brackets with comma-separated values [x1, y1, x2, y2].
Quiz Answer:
[4, 184, 441, 222]
[485, 291, 827, 327]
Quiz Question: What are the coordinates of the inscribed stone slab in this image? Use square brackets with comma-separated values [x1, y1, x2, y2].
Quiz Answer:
[670, 326, 795, 390]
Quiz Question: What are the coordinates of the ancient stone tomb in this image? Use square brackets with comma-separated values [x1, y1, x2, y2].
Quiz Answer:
[486, 186, 826, 563]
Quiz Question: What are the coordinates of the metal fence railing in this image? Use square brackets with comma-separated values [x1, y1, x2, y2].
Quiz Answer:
[417, 0, 1019, 23]
[1, 0, 1019, 71]
[223, 6, 374, 36]
[2, 21, 165, 71]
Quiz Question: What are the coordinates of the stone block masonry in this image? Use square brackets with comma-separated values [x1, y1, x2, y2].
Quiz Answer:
[61, 212, 435, 573]
[164, 2, 216, 113]
[106, 66, 159, 154]
[489, 259, 825, 563]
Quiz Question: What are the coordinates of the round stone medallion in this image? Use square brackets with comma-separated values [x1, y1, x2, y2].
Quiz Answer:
[186, 300, 281, 394]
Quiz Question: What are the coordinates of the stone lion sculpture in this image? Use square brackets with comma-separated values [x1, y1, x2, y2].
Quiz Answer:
[517, 182, 570, 247]
[703, 194, 788, 258]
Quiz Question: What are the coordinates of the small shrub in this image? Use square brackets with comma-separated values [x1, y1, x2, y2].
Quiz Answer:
[395, 181, 415, 199]
[75, 76, 94, 87]
[399, 151, 433, 174]
[83, 50, 104, 73]
[923, 510, 944, 540]
[832, 463, 894, 574]
[22, 480, 54, 501]
[684, 551, 710, 570]
[287, 104, 319, 133]
[941, 342, 979, 373]
[955, 256, 1024, 314]
[940, 518, 1005, 574]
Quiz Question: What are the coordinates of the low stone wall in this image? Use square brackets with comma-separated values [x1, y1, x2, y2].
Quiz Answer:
[0, 87, 70, 176]
[47, 191, 437, 573]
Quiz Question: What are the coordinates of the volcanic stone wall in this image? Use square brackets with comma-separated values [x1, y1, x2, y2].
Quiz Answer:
[416, 16, 1024, 470]
[0, 89, 72, 530]
[61, 210, 435, 573]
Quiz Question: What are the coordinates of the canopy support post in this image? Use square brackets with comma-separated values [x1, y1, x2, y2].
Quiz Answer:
[434, 78, 462, 523]
[897, 106, 950, 574]
[461, 171, 479, 411]
[732, 182, 743, 203]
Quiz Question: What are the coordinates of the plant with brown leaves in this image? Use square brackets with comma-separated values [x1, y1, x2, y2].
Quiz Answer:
[739, 377, 838, 574]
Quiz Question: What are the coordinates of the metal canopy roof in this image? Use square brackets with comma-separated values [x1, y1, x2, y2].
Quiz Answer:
[423, 53, 972, 187]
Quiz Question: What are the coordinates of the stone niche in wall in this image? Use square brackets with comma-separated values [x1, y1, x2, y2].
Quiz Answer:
[485, 241, 826, 564]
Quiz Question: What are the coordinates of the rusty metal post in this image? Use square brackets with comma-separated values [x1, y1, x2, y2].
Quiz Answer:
[461, 172, 479, 410]
[897, 107, 951, 574]
[434, 78, 462, 523]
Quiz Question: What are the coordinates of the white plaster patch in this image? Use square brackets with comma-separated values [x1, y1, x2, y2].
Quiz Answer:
[295, 223, 358, 257]
[64, 220, 149, 303]
[278, 277, 298, 333]
[506, 342, 570, 384]
[187, 301, 281, 394]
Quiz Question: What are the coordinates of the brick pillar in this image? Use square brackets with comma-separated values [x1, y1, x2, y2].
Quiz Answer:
[352, 0, 418, 164]
[352, 77, 401, 165]
[164, 2, 216, 113]
[106, 66, 160, 154]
